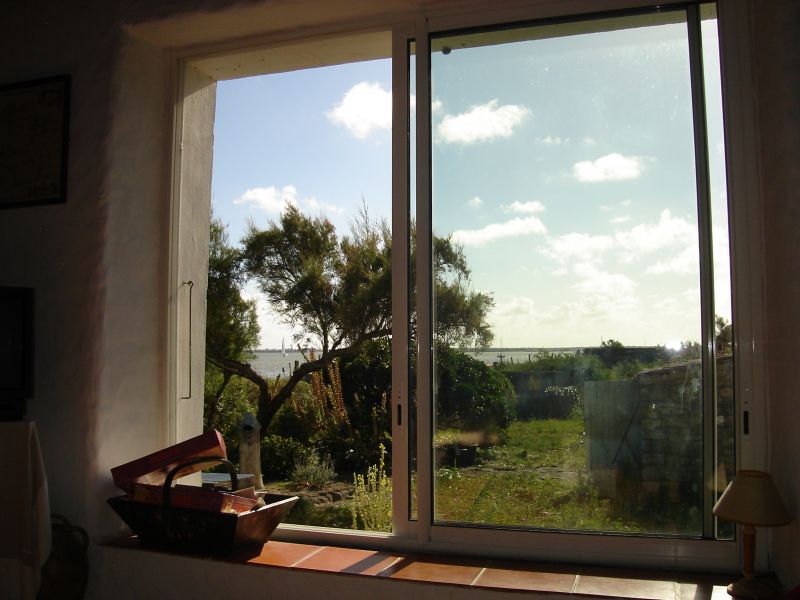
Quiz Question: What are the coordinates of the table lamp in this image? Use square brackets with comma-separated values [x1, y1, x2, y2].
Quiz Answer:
[712, 470, 792, 599]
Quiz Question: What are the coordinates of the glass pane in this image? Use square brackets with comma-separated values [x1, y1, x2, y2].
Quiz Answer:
[430, 10, 717, 535]
[701, 4, 735, 539]
[206, 56, 393, 532]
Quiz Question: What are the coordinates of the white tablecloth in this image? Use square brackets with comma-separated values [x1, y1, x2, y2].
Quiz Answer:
[0, 420, 51, 599]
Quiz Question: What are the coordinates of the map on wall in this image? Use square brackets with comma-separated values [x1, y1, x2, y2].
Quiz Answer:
[0, 75, 69, 209]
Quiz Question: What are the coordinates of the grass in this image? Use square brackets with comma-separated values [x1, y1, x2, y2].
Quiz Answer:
[268, 416, 701, 535]
[434, 470, 622, 530]
[433, 418, 622, 530]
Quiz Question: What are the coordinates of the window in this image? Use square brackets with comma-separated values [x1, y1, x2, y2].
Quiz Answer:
[200, 34, 395, 532]
[173, 0, 753, 572]
[401, 1, 737, 567]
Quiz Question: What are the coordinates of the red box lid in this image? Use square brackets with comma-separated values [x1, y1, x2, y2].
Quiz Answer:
[111, 430, 227, 491]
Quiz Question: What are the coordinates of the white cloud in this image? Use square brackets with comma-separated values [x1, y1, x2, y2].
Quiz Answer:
[451, 216, 547, 247]
[304, 197, 345, 215]
[572, 266, 638, 304]
[645, 246, 698, 275]
[327, 81, 391, 139]
[539, 209, 700, 277]
[493, 296, 538, 319]
[468, 196, 483, 207]
[234, 185, 298, 213]
[537, 135, 566, 145]
[573, 153, 643, 182]
[610, 216, 631, 224]
[531, 266, 641, 328]
[437, 99, 530, 145]
[540, 232, 614, 269]
[583, 136, 598, 146]
[615, 209, 697, 266]
[503, 200, 546, 214]
[234, 184, 343, 215]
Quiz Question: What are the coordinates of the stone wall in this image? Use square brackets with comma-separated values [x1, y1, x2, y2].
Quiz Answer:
[584, 356, 734, 505]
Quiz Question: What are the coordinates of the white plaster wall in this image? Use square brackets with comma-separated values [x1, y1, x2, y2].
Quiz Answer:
[172, 66, 216, 445]
[94, 31, 174, 539]
[0, 0, 120, 539]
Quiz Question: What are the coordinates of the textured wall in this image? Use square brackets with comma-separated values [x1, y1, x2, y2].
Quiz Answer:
[754, 0, 800, 589]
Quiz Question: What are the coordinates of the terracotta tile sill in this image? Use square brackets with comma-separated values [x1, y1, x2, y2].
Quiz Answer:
[107, 537, 732, 599]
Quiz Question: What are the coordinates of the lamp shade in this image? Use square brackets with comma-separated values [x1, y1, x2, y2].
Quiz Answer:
[713, 470, 791, 527]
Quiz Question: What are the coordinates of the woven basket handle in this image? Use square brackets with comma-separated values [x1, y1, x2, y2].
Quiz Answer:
[162, 457, 238, 507]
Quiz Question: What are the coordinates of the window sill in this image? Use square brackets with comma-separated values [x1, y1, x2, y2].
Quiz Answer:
[104, 537, 733, 599]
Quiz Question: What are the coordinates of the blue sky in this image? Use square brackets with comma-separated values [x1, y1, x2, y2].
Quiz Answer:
[211, 13, 729, 350]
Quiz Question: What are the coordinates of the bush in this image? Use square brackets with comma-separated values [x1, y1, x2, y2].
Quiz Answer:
[351, 443, 392, 532]
[291, 451, 335, 488]
[266, 380, 320, 441]
[497, 351, 609, 384]
[260, 435, 310, 481]
[544, 385, 582, 420]
[203, 365, 259, 445]
[435, 347, 516, 430]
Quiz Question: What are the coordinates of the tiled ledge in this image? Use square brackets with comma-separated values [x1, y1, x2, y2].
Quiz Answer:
[106, 537, 733, 599]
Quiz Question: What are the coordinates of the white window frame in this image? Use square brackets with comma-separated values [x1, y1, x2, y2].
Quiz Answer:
[166, 0, 766, 573]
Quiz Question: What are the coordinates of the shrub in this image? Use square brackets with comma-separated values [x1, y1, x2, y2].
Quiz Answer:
[496, 351, 609, 383]
[203, 366, 259, 445]
[435, 347, 516, 430]
[291, 450, 335, 488]
[544, 385, 582, 420]
[351, 443, 392, 532]
[260, 435, 310, 481]
[266, 380, 321, 441]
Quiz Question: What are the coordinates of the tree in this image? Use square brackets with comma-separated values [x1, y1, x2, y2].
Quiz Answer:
[205, 205, 494, 440]
[204, 219, 260, 431]
[715, 315, 733, 356]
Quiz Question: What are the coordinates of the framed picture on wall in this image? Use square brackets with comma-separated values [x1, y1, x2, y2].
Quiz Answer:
[0, 75, 70, 209]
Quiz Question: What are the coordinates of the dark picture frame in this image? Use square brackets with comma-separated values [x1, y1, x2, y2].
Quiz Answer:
[0, 75, 70, 209]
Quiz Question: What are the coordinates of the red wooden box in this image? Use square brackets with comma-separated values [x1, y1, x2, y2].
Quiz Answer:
[108, 431, 297, 554]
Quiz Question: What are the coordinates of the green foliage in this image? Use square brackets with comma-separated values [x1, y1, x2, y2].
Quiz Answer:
[437, 465, 462, 481]
[260, 435, 311, 481]
[351, 443, 392, 532]
[715, 315, 733, 356]
[290, 451, 336, 488]
[203, 367, 258, 444]
[544, 385, 583, 419]
[497, 351, 609, 383]
[608, 359, 654, 380]
[435, 347, 516, 430]
[284, 498, 353, 528]
[206, 206, 495, 441]
[336, 338, 392, 470]
[242, 204, 391, 350]
[265, 381, 319, 441]
[601, 338, 624, 348]
[206, 219, 259, 363]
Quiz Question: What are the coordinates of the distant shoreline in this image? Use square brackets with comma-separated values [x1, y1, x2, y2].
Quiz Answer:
[252, 345, 666, 354]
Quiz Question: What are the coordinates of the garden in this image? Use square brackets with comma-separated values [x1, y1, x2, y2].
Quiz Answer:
[203, 209, 733, 536]
[204, 339, 716, 535]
